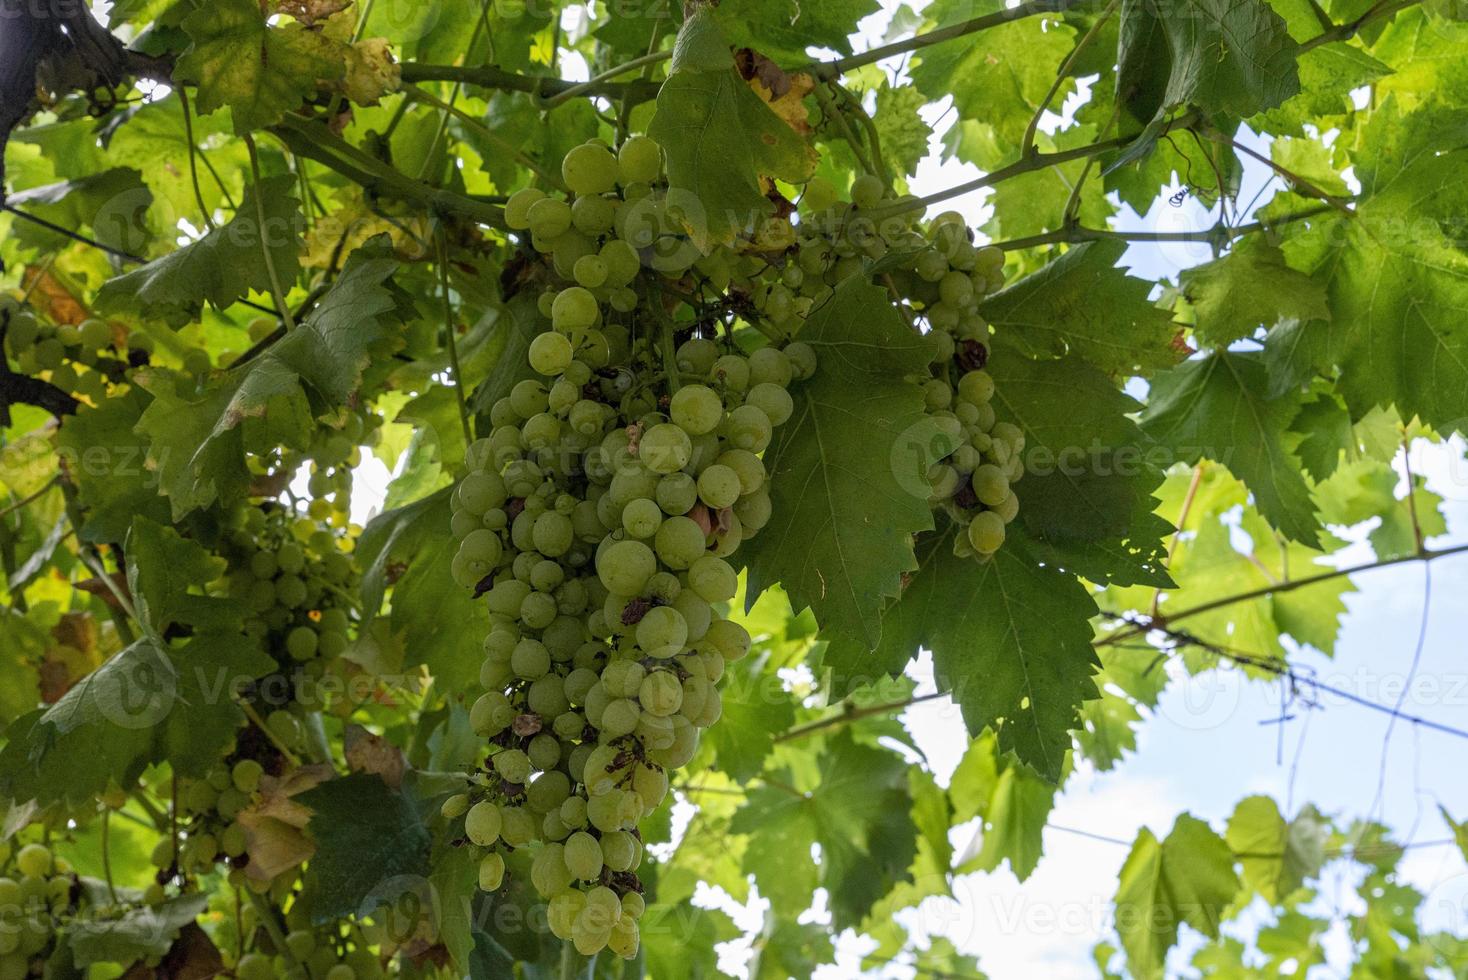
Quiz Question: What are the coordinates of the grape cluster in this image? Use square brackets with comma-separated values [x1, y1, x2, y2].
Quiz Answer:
[793, 193, 1023, 559]
[0, 844, 75, 979]
[0, 299, 151, 403]
[160, 756, 272, 883]
[234, 921, 387, 980]
[220, 505, 359, 696]
[446, 136, 810, 959]
[296, 408, 384, 524]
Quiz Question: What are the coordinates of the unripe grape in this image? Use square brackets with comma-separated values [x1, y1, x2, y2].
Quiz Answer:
[506, 187, 547, 229]
[478, 852, 506, 891]
[618, 136, 662, 184]
[968, 511, 1006, 554]
[851, 173, 885, 209]
[563, 142, 619, 196]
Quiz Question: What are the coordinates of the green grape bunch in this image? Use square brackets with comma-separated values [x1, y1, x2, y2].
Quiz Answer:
[0, 844, 80, 980]
[0, 296, 152, 404]
[218, 505, 361, 713]
[795, 191, 1023, 559]
[233, 917, 387, 980]
[445, 135, 813, 959]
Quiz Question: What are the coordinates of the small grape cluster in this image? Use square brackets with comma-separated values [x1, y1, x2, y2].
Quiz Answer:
[0, 299, 151, 403]
[161, 756, 272, 883]
[234, 920, 387, 980]
[297, 408, 385, 524]
[0, 844, 76, 979]
[219, 505, 359, 693]
[795, 189, 1023, 559]
[447, 136, 810, 959]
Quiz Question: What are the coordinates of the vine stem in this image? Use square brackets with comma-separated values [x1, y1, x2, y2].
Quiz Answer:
[176, 88, 215, 232]
[101, 810, 118, 905]
[874, 111, 1201, 220]
[1019, 0, 1120, 159]
[238, 699, 302, 768]
[435, 230, 475, 451]
[247, 888, 303, 971]
[773, 691, 947, 744]
[0, 476, 59, 521]
[244, 135, 298, 332]
[540, 49, 672, 109]
[993, 201, 1343, 251]
[403, 86, 567, 191]
[1098, 540, 1468, 647]
[809, 0, 1082, 79]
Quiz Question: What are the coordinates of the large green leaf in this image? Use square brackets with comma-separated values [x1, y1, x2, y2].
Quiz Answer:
[957, 752, 1057, 881]
[124, 516, 238, 636]
[1179, 238, 1330, 347]
[175, 0, 346, 134]
[648, 6, 818, 249]
[987, 341, 1172, 586]
[731, 734, 916, 928]
[1295, 119, 1468, 431]
[299, 773, 434, 922]
[1225, 796, 1328, 903]
[0, 634, 272, 806]
[981, 241, 1178, 373]
[66, 893, 210, 968]
[1141, 351, 1321, 546]
[1114, 814, 1240, 980]
[94, 176, 303, 323]
[133, 242, 406, 518]
[742, 276, 936, 650]
[54, 387, 171, 544]
[1118, 0, 1301, 122]
[715, 0, 878, 59]
[856, 530, 1100, 781]
[358, 490, 488, 691]
[912, 0, 1077, 145]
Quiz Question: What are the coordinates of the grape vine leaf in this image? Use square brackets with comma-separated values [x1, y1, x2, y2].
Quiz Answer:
[107, 95, 242, 225]
[53, 387, 171, 543]
[468, 295, 542, 418]
[1288, 393, 1354, 482]
[706, 651, 797, 783]
[1117, 0, 1300, 124]
[1178, 238, 1330, 347]
[298, 772, 434, 922]
[1294, 114, 1468, 431]
[1114, 814, 1240, 980]
[715, 0, 879, 59]
[134, 242, 406, 518]
[986, 341, 1172, 586]
[741, 276, 936, 651]
[94, 176, 304, 323]
[911, 0, 1077, 145]
[1225, 796, 1328, 903]
[66, 893, 210, 967]
[125, 516, 239, 635]
[857, 529, 1100, 782]
[731, 734, 917, 928]
[642, 901, 739, 980]
[1140, 351, 1321, 546]
[357, 489, 489, 691]
[957, 755, 1057, 881]
[647, 6, 819, 249]
[175, 0, 346, 134]
[872, 82, 935, 178]
[980, 241, 1178, 375]
[0, 633, 273, 806]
